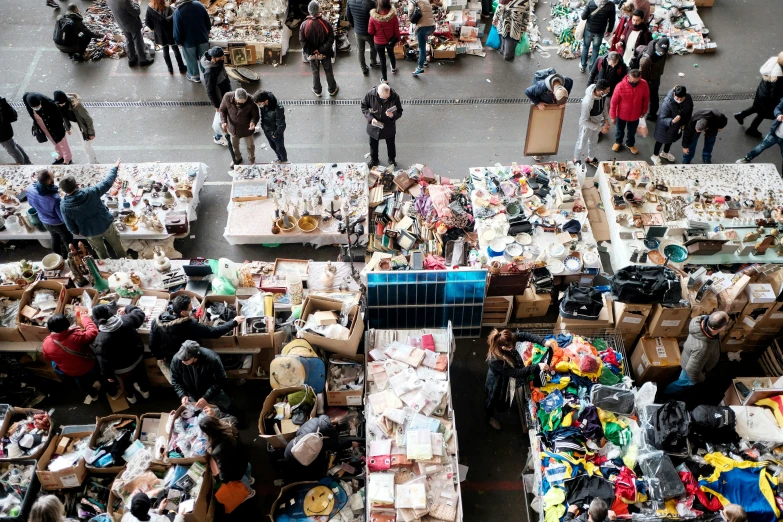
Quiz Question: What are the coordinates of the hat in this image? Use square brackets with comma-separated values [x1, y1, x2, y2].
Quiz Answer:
[554, 85, 568, 101]
[308, 0, 321, 16]
[655, 38, 669, 53]
[209, 46, 224, 58]
[130, 493, 151, 520]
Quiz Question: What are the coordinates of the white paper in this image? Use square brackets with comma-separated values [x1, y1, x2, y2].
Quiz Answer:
[389, 368, 422, 396]
[396, 483, 427, 509]
[406, 429, 433, 460]
[368, 473, 395, 504]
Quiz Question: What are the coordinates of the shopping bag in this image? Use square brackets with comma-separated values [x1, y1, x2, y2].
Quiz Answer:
[215, 481, 251, 514]
[574, 19, 587, 41]
[637, 117, 648, 138]
[515, 33, 531, 56]
[486, 25, 501, 49]
[212, 112, 223, 137]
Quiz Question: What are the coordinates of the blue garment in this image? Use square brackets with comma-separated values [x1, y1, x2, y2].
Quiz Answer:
[417, 25, 435, 68]
[745, 129, 783, 167]
[699, 453, 779, 522]
[26, 183, 63, 225]
[682, 133, 716, 164]
[580, 31, 602, 71]
[525, 76, 574, 105]
[60, 166, 117, 237]
[615, 117, 639, 147]
[663, 369, 695, 395]
[173, 0, 211, 48]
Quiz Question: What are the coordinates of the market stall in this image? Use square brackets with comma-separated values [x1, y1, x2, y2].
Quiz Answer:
[0, 163, 205, 249]
[595, 162, 783, 272]
[223, 162, 369, 246]
[392, 0, 485, 60]
[82, 0, 142, 61]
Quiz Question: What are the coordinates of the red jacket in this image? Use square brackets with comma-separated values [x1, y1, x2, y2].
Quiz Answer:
[610, 76, 649, 121]
[367, 8, 400, 45]
[42, 316, 98, 377]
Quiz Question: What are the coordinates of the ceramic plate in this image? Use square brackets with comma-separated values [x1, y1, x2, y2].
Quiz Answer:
[505, 243, 523, 257]
[644, 238, 660, 250]
[515, 233, 532, 245]
[503, 235, 515, 244]
[663, 244, 689, 263]
[481, 229, 496, 243]
[490, 238, 506, 254]
[583, 251, 599, 267]
[547, 259, 565, 274]
[548, 243, 565, 258]
[564, 256, 582, 272]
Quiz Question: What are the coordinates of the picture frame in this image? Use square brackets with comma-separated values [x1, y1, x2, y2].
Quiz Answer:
[230, 47, 248, 67]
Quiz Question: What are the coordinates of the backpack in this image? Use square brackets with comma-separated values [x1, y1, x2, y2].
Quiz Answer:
[290, 428, 323, 466]
[559, 283, 603, 320]
[270, 354, 326, 394]
[653, 401, 689, 453]
[53, 16, 77, 47]
[689, 405, 738, 445]
[628, 48, 644, 70]
[610, 266, 682, 305]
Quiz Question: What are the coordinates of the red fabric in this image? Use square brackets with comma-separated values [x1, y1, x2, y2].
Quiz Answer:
[41, 316, 98, 376]
[614, 467, 637, 502]
[678, 469, 723, 512]
[367, 10, 401, 45]
[610, 77, 650, 121]
[610, 15, 631, 51]
[612, 496, 630, 516]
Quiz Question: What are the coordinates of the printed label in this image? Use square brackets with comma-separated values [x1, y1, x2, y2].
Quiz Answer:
[743, 316, 756, 328]
[347, 395, 363, 406]
[60, 474, 81, 488]
[580, 277, 593, 284]
[637, 363, 644, 376]
[660, 320, 682, 327]
[771, 313, 783, 320]
[622, 317, 643, 324]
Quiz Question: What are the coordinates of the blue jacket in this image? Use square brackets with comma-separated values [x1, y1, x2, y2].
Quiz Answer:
[525, 74, 574, 105]
[26, 185, 64, 226]
[771, 98, 783, 134]
[60, 167, 117, 237]
[173, 0, 211, 47]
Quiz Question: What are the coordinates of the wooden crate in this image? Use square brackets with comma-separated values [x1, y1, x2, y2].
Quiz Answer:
[482, 296, 513, 327]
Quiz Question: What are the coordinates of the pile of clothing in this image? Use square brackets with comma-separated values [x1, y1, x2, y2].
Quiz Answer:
[111, 462, 206, 519]
[61, 476, 113, 521]
[167, 406, 208, 460]
[87, 417, 137, 469]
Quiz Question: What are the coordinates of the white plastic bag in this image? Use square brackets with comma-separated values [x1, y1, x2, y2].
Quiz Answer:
[637, 117, 648, 137]
[212, 112, 223, 137]
[217, 258, 239, 287]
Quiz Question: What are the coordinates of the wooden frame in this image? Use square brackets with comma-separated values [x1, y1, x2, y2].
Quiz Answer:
[524, 104, 566, 157]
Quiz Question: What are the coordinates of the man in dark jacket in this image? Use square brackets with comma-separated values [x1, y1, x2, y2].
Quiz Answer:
[27, 170, 72, 257]
[174, 0, 211, 83]
[525, 72, 573, 108]
[346, 0, 379, 75]
[588, 51, 626, 96]
[300, 0, 339, 97]
[60, 158, 127, 259]
[639, 37, 669, 120]
[565, 499, 616, 522]
[735, 54, 783, 139]
[0, 97, 30, 165]
[362, 83, 403, 168]
[738, 98, 783, 171]
[171, 341, 233, 411]
[200, 47, 231, 146]
[579, 0, 615, 73]
[53, 5, 97, 62]
[219, 88, 258, 166]
[106, 0, 152, 66]
[254, 91, 288, 163]
[681, 108, 727, 164]
[150, 295, 244, 382]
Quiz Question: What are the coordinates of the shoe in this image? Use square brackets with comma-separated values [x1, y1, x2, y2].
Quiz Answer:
[647, 114, 657, 122]
[127, 395, 137, 404]
[579, 64, 585, 73]
[249, 477, 255, 485]
[391, 68, 397, 74]
[423, 62, 429, 67]
[627, 145, 639, 155]
[179, 66, 187, 74]
[84, 394, 99, 405]
[612, 143, 621, 152]
[488, 417, 501, 430]
[312, 88, 322, 97]
[52, 157, 64, 165]
[128, 60, 138, 67]
[367, 159, 379, 167]
[380, 78, 387, 84]
[660, 152, 676, 162]
[108, 388, 123, 400]
[329, 85, 339, 96]
[186, 74, 201, 83]
[72, 54, 84, 63]
[139, 59, 154, 67]
[167, 66, 174, 74]
[214, 136, 228, 146]
[736, 157, 751, 164]
[586, 157, 599, 167]
[651, 154, 661, 165]
[745, 129, 763, 139]
[388, 161, 397, 169]
[413, 68, 424, 75]
[734, 112, 744, 125]
[133, 382, 150, 399]
[362, 66, 369, 76]
[369, 62, 380, 68]
[46, 0, 60, 7]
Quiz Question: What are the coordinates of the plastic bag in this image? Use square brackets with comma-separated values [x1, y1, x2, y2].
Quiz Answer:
[635, 382, 657, 413]
[0, 299, 19, 328]
[516, 33, 531, 56]
[217, 258, 240, 287]
[637, 117, 648, 137]
[590, 385, 636, 415]
[82, 291, 93, 312]
[238, 293, 265, 318]
[211, 276, 236, 295]
[486, 25, 501, 49]
[637, 449, 685, 500]
[212, 112, 223, 137]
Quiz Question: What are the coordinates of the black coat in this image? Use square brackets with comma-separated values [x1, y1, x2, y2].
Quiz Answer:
[23, 92, 66, 143]
[170, 347, 228, 403]
[588, 55, 627, 95]
[92, 306, 146, 377]
[149, 311, 238, 363]
[346, 0, 375, 35]
[0, 97, 17, 142]
[484, 332, 544, 412]
[639, 40, 667, 82]
[145, 6, 176, 46]
[211, 438, 249, 482]
[54, 13, 97, 54]
[259, 94, 286, 137]
[654, 90, 693, 144]
[753, 78, 783, 120]
[582, 0, 615, 37]
[361, 86, 403, 140]
[299, 15, 335, 58]
[682, 109, 728, 145]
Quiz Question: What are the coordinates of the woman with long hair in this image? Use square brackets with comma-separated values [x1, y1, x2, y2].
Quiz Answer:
[145, 0, 186, 74]
[198, 415, 254, 500]
[484, 328, 549, 430]
[367, 0, 401, 83]
[29, 495, 67, 522]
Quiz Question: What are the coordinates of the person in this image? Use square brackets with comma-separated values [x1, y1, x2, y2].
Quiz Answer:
[53, 4, 97, 62]
[525, 72, 573, 108]
[737, 98, 783, 169]
[171, 341, 234, 412]
[300, 1, 339, 97]
[631, 0, 650, 21]
[722, 505, 747, 522]
[651, 85, 693, 165]
[609, 2, 632, 52]
[23, 92, 71, 165]
[200, 47, 231, 146]
[120, 493, 173, 522]
[42, 312, 102, 405]
[610, 69, 649, 154]
[346, 0, 379, 75]
[106, 0, 152, 66]
[565, 499, 616, 522]
[368, 0, 401, 84]
[149, 295, 244, 383]
[53, 91, 97, 164]
[92, 303, 151, 405]
[60, 158, 128, 259]
[574, 80, 611, 166]
[492, 0, 530, 63]
[27, 170, 73, 258]
[173, 0, 211, 82]
[484, 329, 548, 430]
[681, 108, 727, 164]
[664, 312, 729, 395]
[219, 88, 258, 167]
[145, 0, 186, 74]
[30, 496, 69, 522]
[588, 51, 627, 97]
[614, 9, 650, 67]
[0, 96, 31, 165]
[411, 0, 441, 74]
[638, 37, 669, 120]
[253, 91, 288, 164]
[199, 416, 254, 500]
[361, 83, 403, 168]
[579, 0, 615, 73]
[735, 53, 783, 139]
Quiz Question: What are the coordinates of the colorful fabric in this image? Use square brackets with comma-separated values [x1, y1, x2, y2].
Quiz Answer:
[538, 406, 563, 432]
[756, 396, 783, 427]
[603, 422, 631, 447]
[613, 466, 637, 503]
[578, 406, 604, 441]
[598, 364, 621, 385]
[592, 338, 608, 352]
[544, 487, 566, 522]
[677, 464, 722, 512]
[699, 453, 780, 522]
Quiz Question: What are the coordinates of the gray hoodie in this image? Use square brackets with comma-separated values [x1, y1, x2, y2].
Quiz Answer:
[680, 316, 721, 383]
[199, 54, 230, 109]
[579, 84, 609, 132]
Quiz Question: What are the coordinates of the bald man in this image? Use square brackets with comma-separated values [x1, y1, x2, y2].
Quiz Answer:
[664, 311, 729, 395]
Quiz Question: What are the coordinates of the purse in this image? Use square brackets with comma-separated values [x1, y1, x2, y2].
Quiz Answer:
[31, 124, 47, 144]
[410, 1, 423, 24]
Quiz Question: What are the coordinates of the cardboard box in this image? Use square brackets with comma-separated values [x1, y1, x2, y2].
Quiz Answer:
[717, 275, 751, 313]
[167, 406, 207, 465]
[236, 297, 275, 349]
[513, 287, 551, 319]
[647, 304, 691, 337]
[695, 0, 714, 6]
[557, 295, 614, 329]
[258, 386, 317, 449]
[144, 356, 172, 387]
[36, 430, 91, 490]
[0, 407, 53, 461]
[0, 289, 25, 342]
[325, 358, 364, 407]
[613, 302, 652, 335]
[313, 310, 338, 326]
[139, 412, 170, 465]
[300, 296, 364, 357]
[630, 336, 681, 385]
[433, 41, 457, 60]
[199, 295, 237, 349]
[756, 310, 783, 331]
[56, 288, 98, 315]
[17, 280, 64, 342]
[87, 415, 139, 474]
[747, 283, 776, 304]
[482, 296, 513, 326]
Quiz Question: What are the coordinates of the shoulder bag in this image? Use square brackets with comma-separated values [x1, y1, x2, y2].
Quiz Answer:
[53, 338, 95, 360]
[31, 124, 47, 144]
[410, 1, 423, 24]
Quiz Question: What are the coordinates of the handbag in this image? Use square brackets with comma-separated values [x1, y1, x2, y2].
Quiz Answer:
[215, 481, 251, 514]
[31, 124, 47, 144]
[610, 265, 682, 305]
[380, 21, 399, 49]
[559, 283, 603, 320]
[410, 1, 423, 24]
[290, 429, 324, 466]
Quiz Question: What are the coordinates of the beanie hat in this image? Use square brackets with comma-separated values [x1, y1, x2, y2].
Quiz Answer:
[308, 0, 321, 16]
[208, 46, 224, 58]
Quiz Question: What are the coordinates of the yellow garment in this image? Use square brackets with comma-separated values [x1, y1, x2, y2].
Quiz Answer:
[700, 453, 780, 519]
[540, 377, 571, 393]
[543, 487, 566, 522]
[755, 397, 783, 427]
[562, 412, 574, 427]
[656, 500, 679, 517]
